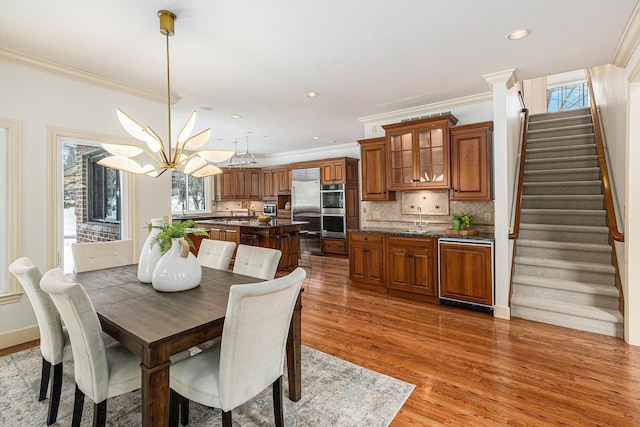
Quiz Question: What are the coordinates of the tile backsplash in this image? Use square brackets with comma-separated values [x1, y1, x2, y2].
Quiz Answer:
[360, 190, 494, 233]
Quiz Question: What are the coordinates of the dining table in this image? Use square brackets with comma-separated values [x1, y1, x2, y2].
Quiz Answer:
[68, 264, 303, 427]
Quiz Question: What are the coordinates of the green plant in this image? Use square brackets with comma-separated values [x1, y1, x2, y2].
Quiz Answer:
[451, 213, 462, 222]
[460, 213, 473, 229]
[152, 220, 208, 255]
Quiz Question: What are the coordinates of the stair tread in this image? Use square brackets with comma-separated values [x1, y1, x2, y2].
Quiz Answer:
[529, 108, 591, 121]
[528, 123, 593, 133]
[522, 194, 603, 200]
[521, 208, 605, 215]
[526, 143, 595, 153]
[519, 223, 609, 233]
[511, 295, 623, 323]
[516, 238, 611, 252]
[512, 274, 618, 296]
[528, 114, 592, 125]
[525, 154, 597, 163]
[527, 133, 595, 143]
[514, 255, 615, 273]
[524, 180, 601, 186]
[524, 166, 599, 174]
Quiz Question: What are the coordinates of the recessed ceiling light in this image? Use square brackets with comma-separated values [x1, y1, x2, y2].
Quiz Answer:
[313, 136, 321, 140]
[306, 92, 320, 98]
[231, 114, 242, 119]
[507, 29, 530, 40]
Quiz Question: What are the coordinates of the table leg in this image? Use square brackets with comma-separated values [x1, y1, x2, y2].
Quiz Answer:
[286, 292, 302, 401]
[140, 345, 171, 427]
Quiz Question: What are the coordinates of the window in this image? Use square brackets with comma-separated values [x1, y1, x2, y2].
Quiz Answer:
[547, 81, 589, 112]
[171, 171, 210, 213]
[87, 150, 121, 222]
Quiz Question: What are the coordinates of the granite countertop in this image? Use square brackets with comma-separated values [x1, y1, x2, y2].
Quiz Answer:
[172, 212, 255, 220]
[196, 218, 308, 229]
[349, 227, 494, 242]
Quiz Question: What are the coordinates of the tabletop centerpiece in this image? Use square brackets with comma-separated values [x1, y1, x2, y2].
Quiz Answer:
[151, 220, 208, 292]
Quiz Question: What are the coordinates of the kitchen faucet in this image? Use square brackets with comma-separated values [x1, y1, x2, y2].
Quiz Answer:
[416, 207, 423, 229]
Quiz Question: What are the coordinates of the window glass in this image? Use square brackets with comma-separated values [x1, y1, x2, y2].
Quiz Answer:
[547, 81, 589, 112]
[172, 171, 209, 213]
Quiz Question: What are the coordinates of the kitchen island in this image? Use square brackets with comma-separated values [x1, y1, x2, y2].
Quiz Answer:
[193, 218, 308, 273]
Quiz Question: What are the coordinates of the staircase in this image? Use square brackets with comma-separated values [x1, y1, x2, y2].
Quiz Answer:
[510, 107, 623, 338]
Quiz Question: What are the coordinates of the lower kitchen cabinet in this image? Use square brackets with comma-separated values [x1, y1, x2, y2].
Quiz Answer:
[208, 225, 240, 246]
[387, 236, 437, 300]
[438, 240, 493, 307]
[322, 238, 347, 255]
[348, 232, 385, 292]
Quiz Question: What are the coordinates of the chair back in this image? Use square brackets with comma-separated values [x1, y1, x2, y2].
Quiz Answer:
[218, 267, 305, 411]
[232, 244, 282, 280]
[9, 257, 68, 364]
[40, 268, 110, 403]
[71, 239, 134, 272]
[197, 239, 236, 270]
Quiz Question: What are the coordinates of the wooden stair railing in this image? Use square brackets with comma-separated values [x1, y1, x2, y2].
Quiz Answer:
[509, 100, 529, 240]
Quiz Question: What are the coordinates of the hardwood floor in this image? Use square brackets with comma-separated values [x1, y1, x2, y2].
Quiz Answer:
[4, 256, 640, 425]
[300, 255, 640, 426]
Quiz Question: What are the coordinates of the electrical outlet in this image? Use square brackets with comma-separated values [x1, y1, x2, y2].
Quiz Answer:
[373, 211, 380, 219]
[484, 212, 492, 222]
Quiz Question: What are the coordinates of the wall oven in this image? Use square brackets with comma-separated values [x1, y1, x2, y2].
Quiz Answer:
[321, 184, 344, 214]
[321, 214, 346, 239]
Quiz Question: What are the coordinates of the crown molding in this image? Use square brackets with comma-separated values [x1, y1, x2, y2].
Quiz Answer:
[483, 69, 517, 89]
[263, 142, 358, 158]
[357, 92, 492, 124]
[0, 47, 179, 104]
[612, 3, 640, 68]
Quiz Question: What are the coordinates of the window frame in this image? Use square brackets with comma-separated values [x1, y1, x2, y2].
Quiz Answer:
[86, 150, 122, 224]
[171, 171, 212, 214]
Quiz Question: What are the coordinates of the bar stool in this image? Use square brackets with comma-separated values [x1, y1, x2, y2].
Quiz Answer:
[240, 233, 258, 246]
[269, 233, 290, 276]
[298, 230, 312, 270]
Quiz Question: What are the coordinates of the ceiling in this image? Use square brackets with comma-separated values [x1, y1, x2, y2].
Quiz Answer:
[1, 0, 636, 155]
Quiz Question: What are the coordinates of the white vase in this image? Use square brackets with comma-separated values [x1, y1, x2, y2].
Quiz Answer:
[152, 238, 202, 292]
[138, 218, 164, 283]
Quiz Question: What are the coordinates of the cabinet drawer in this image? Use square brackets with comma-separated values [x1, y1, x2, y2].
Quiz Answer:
[322, 238, 347, 254]
[349, 232, 383, 245]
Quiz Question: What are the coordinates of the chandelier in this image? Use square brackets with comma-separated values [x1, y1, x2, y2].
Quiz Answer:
[227, 134, 258, 168]
[98, 10, 234, 178]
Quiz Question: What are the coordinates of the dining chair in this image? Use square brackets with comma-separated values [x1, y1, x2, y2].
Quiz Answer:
[8, 257, 72, 426]
[232, 244, 282, 280]
[40, 268, 141, 427]
[169, 267, 306, 427]
[71, 239, 134, 273]
[197, 239, 236, 270]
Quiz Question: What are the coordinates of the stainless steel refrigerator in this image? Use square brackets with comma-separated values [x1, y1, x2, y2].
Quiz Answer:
[291, 167, 322, 255]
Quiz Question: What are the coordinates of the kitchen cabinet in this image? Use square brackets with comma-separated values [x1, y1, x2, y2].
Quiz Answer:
[216, 168, 261, 200]
[262, 167, 291, 200]
[439, 240, 493, 307]
[450, 121, 493, 201]
[322, 238, 346, 255]
[208, 225, 240, 246]
[383, 114, 458, 191]
[357, 137, 396, 201]
[348, 232, 385, 292]
[277, 167, 292, 194]
[387, 236, 437, 299]
[320, 158, 359, 185]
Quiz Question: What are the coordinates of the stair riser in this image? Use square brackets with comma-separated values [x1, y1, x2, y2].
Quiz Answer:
[512, 283, 619, 310]
[528, 116, 592, 130]
[516, 245, 612, 264]
[528, 108, 591, 122]
[521, 198, 604, 210]
[528, 126, 593, 140]
[526, 146, 596, 160]
[511, 305, 623, 338]
[525, 158, 598, 170]
[527, 135, 595, 149]
[518, 228, 609, 244]
[514, 263, 615, 286]
[523, 183, 602, 195]
[521, 212, 606, 226]
[524, 170, 600, 182]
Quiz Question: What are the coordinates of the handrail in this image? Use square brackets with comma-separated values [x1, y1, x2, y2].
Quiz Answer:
[509, 105, 529, 240]
[585, 69, 624, 242]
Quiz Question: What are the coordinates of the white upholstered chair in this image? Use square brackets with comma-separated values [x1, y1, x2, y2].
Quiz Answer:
[9, 257, 72, 425]
[71, 239, 134, 273]
[232, 244, 282, 280]
[40, 268, 141, 427]
[197, 239, 236, 270]
[169, 267, 306, 427]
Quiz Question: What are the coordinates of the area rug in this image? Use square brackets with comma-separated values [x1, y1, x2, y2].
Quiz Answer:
[0, 345, 414, 426]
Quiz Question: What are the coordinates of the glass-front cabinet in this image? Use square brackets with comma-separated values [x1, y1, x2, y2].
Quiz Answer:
[383, 114, 458, 190]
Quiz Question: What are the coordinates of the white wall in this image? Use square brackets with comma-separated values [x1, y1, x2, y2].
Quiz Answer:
[0, 61, 170, 345]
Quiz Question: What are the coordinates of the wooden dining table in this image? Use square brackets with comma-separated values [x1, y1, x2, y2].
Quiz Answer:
[68, 264, 303, 427]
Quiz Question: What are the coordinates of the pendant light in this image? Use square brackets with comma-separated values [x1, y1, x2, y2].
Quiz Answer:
[98, 10, 234, 178]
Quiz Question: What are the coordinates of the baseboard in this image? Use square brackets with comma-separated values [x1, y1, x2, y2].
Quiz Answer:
[0, 325, 39, 350]
[493, 305, 511, 320]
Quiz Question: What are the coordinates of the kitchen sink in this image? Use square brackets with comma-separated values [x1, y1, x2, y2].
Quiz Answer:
[399, 229, 430, 235]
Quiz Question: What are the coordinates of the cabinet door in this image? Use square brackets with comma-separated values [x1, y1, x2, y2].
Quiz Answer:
[416, 125, 449, 189]
[223, 227, 239, 245]
[277, 167, 291, 193]
[209, 227, 223, 240]
[247, 169, 262, 199]
[218, 170, 235, 200]
[451, 122, 492, 201]
[410, 243, 436, 295]
[367, 244, 385, 286]
[262, 169, 275, 200]
[387, 245, 410, 290]
[387, 131, 414, 188]
[234, 170, 248, 199]
[349, 244, 367, 281]
[439, 243, 493, 306]
[321, 160, 345, 184]
[359, 138, 395, 201]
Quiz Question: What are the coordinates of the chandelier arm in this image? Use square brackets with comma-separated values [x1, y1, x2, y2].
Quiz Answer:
[165, 30, 175, 166]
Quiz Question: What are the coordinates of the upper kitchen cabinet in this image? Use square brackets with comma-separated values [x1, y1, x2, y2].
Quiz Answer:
[262, 166, 291, 200]
[216, 168, 261, 200]
[450, 121, 493, 201]
[321, 158, 359, 185]
[383, 114, 458, 191]
[358, 137, 396, 201]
